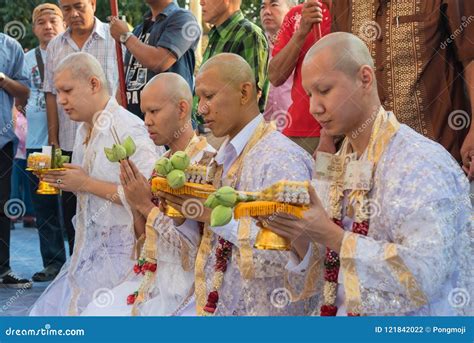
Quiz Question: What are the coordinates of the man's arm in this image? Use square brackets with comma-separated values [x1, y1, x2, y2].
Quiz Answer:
[0, 74, 29, 101]
[46, 92, 60, 146]
[124, 36, 177, 73]
[269, 31, 306, 87]
[269, 1, 323, 87]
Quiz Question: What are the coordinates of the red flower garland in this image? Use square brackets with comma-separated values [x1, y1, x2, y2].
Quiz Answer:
[127, 258, 158, 305]
[203, 237, 233, 314]
[320, 219, 369, 316]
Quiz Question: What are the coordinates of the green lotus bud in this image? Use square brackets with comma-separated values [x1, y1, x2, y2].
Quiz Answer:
[204, 194, 220, 209]
[170, 151, 190, 171]
[113, 144, 127, 161]
[104, 147, 119, 162]
[237, 193, 248, 202]
[57, 155, 70, 168]
[166, 169, 186, 189]
[154, 157, 173, 176]
[215, 186, 237, 207]
[210, 205, 233, 227]
[122, 136, 136, 157]
[55, 148, 62, 158]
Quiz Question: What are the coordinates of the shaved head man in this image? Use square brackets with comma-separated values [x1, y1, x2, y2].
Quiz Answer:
[193, 0, 269, 129]
[262, 32, 471, 317]
[161, 51, 316, 316]
[141, 73, 194, 151]
[302, 32, 380, 153]
[196, 53, 260, 139]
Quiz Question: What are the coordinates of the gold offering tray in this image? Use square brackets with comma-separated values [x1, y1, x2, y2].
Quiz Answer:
[26, 168, 66, 195]
[234, 200, 309, 251]
[151, 176, 216, 198]
[151, 176, 216, 218]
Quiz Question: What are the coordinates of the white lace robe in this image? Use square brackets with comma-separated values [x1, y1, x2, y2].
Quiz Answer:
[178, 129, 320, 316]
[81, 144, 216, 316]
[29, 98, 161, 316]
[292, 125, 473, 316]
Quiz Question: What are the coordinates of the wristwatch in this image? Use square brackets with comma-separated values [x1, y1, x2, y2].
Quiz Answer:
[119, 32, 133, 44]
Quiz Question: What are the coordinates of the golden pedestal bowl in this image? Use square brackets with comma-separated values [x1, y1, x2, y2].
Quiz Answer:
[26, 168, 65, 195]
[165, 202, 184, 218]
[254, 222, 291, 251]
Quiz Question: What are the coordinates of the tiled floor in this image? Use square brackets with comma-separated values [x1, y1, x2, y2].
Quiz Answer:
[0, 223, 65, 316]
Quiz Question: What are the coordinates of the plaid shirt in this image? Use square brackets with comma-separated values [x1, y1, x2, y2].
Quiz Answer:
[193, 11, 269, 124]
[44, 18, 118, 151]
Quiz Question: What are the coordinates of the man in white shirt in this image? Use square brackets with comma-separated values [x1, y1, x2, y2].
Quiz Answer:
[25, 3, 67, 283]
[44, 0, 119, 254]
[160, 53, 317, 316]
[261, 32, 472, 316]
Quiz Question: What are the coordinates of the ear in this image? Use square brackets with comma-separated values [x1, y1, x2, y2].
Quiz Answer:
[178, 99, 190, 120]
[359, 65, 374, 90]
[90, 0, 97, 11]
[89, 76, 101, 94]
[240, 82, 253, 105]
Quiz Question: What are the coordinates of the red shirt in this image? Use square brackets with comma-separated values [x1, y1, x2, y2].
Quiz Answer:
[272, 4, 331, 137]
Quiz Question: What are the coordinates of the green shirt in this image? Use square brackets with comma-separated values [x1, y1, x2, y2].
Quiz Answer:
[193, 11, 269, 125]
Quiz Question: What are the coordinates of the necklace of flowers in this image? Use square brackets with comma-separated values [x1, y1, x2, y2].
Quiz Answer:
[197, 121, 275, 315]
[127, 243, 158, 306]
[319, 109, 399, 316]
[202, 237, 233, 314]
[127, 135, 208, 307]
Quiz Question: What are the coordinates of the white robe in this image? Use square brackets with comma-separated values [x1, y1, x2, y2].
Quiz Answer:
[290, 124, 472, 316]
[177, 115, 319, 316]
[81, 142, 216, 316]
[29, 98, 161, 316]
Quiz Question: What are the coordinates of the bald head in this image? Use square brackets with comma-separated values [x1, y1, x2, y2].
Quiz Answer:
[143, 73, 193, 116]
[55, 52, 109, 95]
[198, 53, 257, 96]
[304, 32, 374, 79]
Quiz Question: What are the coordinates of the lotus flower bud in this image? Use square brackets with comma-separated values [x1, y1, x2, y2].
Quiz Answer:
[210, 205, 233, 227]
[166, 169, 186, 189]
[57, 155, 70, 168]
[215, 186, 237, 207]
[204, 194, 220, 209]
[122, 136, 136, 157]
[113, 144, 127, 161]
[154, 157, 173, 176]
[104, 147, 119, 162]
[170, 151, 190, 171]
